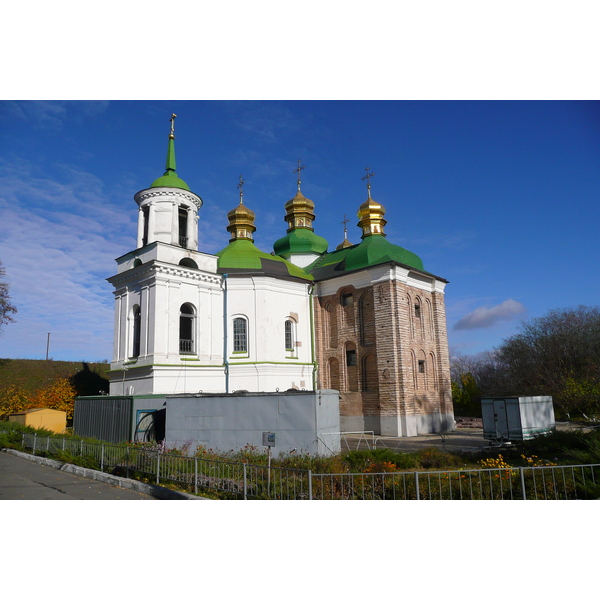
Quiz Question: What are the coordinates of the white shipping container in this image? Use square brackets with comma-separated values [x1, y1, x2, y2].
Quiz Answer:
[481, 396, 555, 442]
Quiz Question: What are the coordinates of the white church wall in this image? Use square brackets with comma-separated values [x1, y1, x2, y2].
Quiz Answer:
[224, 275, 315, 392]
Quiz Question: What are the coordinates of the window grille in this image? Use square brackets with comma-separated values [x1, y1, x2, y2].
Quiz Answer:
[285, 320, 294, 351]
[179, 303, 195, 354]
[233, 317, 248, 353]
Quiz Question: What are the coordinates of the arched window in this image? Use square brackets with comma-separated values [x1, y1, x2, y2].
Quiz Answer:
[285, 319, 295, 352]
[414, 297, 424, 339]
[233, 317, 248, 353]
[178, 207, 189, 248]
[179, 303, 196, 354]
[345, 342, 358, 392]
[131, 305, 141, 358]
[179, 258, 198, 269]
[142, 206, 149, 246]
[341, 289, 355, 327]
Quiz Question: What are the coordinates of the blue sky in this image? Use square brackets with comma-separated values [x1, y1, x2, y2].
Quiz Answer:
[1, 100, 599, 362]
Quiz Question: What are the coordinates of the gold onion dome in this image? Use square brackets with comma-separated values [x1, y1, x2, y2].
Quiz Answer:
[357, 196, 387, 238]
[284, 190, 316, 232]
[336, 238, 353, 250]
[227, 202, 256, 242]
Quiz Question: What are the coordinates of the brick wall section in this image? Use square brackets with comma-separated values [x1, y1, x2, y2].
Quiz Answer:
[314, 270, 453, 430]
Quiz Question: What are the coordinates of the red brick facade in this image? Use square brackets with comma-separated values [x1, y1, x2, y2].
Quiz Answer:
[314, 271, 453, 435]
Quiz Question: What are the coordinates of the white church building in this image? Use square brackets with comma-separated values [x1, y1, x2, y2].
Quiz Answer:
[106, 117, 454, 439]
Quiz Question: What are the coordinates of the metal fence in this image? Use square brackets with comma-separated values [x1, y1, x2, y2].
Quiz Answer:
[18, 432, 600, 500]
[310, 464, 600, 499]
[20, 433, 310, 500]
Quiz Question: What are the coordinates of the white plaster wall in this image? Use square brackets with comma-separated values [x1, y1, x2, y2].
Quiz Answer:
[224, 275, 315, 392]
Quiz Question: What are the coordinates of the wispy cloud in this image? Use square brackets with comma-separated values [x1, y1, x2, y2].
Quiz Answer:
[453, 299, 526, 331]
[0, 157, 133, 360]
[0, 101, 110, 130]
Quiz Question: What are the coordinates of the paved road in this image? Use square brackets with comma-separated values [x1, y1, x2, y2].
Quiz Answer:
[0, 451, 155, 500]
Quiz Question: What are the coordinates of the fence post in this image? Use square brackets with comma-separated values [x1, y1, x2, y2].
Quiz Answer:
[195, 457, 198, 495]
[243, 463, 247, 500]
[126, 446, 130, 479]
[415, 472, 420, 500]
[308, 470, 313, 500]
[156, 449, 160, 485]
[33, 433, 37, 455]
[62, 437, 65, 451]
[520, 467, 527, 500]
[80, 439, 83, 456]
[101, 445, 105, 472]
[21, 433, 24, 448]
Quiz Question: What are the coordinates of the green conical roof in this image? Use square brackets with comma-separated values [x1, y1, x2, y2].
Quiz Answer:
[150, 136, 190, 191]
[273, 228, 328, 258]
[217, 239, 313, 281]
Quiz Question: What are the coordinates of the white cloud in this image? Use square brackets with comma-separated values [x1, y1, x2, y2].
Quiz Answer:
[0, 159, 134, 360]
[453, 299, 526, 331]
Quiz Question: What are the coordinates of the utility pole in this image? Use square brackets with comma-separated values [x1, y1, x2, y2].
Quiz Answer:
[46, 333, 51, 361]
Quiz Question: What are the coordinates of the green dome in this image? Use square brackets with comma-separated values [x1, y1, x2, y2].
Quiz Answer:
[150, 171, 190, 191]
[308, 234, 425, 280]
[217, 239, 313, 281]
[273, 228, 328, 258]
[345, 234, 424, 272]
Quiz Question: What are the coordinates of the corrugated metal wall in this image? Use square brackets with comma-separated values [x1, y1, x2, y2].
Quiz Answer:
[74, 396, 133, 443]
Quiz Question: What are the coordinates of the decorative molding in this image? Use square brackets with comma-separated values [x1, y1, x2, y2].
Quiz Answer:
[109, 263, 221, 287]
[135, 188, 202, 209]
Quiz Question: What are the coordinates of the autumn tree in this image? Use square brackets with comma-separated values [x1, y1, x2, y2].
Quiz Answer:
[0, 385, 30, 419]
[452, 306, 600, 420]
[495, 306, 600, 418]
[0, 260, 17, 332]
[29, 377, 77, 420]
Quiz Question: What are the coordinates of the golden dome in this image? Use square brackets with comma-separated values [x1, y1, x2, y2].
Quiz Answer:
[357, 196, 387, 238]
[227, 201, 256, 242]
[336, 238, 353, 250]
[284, 190, 316, 232]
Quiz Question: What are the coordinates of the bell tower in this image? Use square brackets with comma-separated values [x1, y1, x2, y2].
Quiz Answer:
[134, 114, 202, 250]
[108, 115, 223, 396]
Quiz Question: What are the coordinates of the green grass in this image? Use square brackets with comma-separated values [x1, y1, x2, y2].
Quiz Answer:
[0, 358, 110, 397]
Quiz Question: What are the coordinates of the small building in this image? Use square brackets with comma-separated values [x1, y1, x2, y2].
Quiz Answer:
[74, 390, 340, 457]
[8, 408, 67, 434]
[481, 396, 555, 442]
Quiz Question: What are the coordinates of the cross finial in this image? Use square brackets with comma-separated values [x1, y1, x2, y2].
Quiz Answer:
[169, 113, 177, 139]
[237, 174, 245, 204]
[361, 167, 375, 198]
[341, 214, 350, 240]
[293, 159, 305, 192]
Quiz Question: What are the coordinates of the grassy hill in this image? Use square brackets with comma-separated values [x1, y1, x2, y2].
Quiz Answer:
[0, 358, 110, 397]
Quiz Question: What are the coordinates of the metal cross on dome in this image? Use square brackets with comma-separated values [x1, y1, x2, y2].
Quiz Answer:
[169, 113, 177, 138]
[237, 174, 245, 204]
[361, 167, 375, 198]
[341, 214, 349, 240]
[293, 159, 305, 192]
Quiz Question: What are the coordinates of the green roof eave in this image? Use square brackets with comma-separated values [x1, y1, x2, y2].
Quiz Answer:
[217, 239, 313, 281]
[305, 234, 443, 281]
